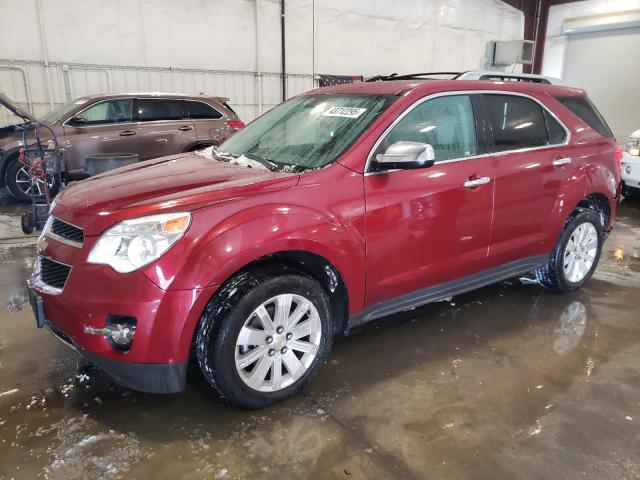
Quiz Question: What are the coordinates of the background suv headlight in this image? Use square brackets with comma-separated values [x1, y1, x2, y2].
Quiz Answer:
[625, 137, 639, 156]
[88, 212, 191, 273]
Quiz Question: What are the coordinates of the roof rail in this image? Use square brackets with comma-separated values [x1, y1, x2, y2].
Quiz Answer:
[364, 70, 561, 85]
[365, 72, 461, 82]
[454, 70, 557, 84]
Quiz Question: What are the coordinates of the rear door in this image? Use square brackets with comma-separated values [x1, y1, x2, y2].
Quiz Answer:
[135, 98, 197, 159]
[482, 93, 571, 265]
[364, 93, 495, 306]
[184, 99, 229, 146]
[61, 98, 137, 177]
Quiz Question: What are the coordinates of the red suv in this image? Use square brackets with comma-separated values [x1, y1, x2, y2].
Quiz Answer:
[29, 79, 620, 407]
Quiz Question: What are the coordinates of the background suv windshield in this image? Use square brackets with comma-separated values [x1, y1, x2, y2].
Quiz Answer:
[219, 94, 394, 170]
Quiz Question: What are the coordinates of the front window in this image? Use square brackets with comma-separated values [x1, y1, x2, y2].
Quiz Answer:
[218, 94, 394, 171]
[76, 99, 133, 125]
[374, 94, 478, 163]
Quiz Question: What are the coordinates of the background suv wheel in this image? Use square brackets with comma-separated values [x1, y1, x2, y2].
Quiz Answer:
[535, 210, 604, 293]
[195, 267, 334, 408]
[5, 156, 60, 202]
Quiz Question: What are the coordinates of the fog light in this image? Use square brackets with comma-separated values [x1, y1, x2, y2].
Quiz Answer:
[84, 315, 137, 351]
[625, 165, 632, 175]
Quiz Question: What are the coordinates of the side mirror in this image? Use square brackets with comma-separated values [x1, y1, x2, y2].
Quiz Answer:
[67, 115, 86, 126]
[374, 141, 435, 170]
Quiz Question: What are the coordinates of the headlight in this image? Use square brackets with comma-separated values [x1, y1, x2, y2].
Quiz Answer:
[87, 212, 191, 273]
[626, 138, 640, 156]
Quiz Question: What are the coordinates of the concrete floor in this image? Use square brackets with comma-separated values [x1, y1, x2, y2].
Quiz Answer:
[0, 189, 639, 480]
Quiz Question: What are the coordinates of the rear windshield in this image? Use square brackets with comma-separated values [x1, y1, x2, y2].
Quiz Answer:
[219, 94, 395, 170]
[556, 95, 613, 138]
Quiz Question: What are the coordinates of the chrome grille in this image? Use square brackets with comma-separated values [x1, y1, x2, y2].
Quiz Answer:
[39, 257, 71, 290]
[50, 218, 84, 245]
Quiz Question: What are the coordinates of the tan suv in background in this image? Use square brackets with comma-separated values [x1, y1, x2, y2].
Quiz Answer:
[0, 93, 244, 200]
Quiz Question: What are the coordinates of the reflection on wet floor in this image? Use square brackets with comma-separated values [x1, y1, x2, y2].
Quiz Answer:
[1, 193, 639, 479]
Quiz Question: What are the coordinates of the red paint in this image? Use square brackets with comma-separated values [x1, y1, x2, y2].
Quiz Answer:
[32, 79, 619, 369]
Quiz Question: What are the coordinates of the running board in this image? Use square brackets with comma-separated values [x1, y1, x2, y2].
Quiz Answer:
[347, 255, 548, 331]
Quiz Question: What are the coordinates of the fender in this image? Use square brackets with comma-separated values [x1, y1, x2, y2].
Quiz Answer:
[143, 202, 366, 312]
[546, 158, 617, 245]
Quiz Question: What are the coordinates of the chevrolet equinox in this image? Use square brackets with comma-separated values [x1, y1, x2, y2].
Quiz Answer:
[28, 79, 621, 408]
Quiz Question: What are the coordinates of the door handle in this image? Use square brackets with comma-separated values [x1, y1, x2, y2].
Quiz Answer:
[552, 157, 572, 166]
[463, 176, 491, 188]
[119, 130, 136, 137]
[178, 125, 193, 131]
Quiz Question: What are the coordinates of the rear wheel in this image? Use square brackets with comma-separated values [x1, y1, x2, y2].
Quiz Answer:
[196, 269, 334, 408]
[535, 210, 603, 293]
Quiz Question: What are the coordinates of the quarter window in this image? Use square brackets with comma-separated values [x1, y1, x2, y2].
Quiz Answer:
[544, 109, 567, 144]
[556, 95, 613, 138]
[186, 100, 223, 119]
[76, 99, 133, 125]
[378, 95, 477, 163]
[483, 94, 548, 151]
[136, 99, 185, 122]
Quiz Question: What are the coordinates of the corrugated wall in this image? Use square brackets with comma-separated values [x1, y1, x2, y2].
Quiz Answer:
[0, 0, 523, 122]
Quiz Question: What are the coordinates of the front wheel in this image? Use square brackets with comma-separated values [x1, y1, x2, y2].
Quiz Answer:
[5, 156, 60, 202]
[622, 182, 639, 199]
[535, 210, 603, 293]
[196, 269, 334, 408]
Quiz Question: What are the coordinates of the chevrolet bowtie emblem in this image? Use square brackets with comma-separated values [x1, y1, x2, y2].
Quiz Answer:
[37, 235, 48, 254]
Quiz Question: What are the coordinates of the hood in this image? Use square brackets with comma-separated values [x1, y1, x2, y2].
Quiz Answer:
[0, 93, 36, 123]
[55, 151, 299, 235]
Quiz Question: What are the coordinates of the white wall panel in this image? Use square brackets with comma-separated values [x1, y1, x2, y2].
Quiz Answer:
[543, 0, 640, 78]
[0, 0, 523, 122]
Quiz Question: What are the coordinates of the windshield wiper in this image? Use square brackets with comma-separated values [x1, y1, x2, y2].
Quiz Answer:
[211, 149, 310, 173]
[241, 153, 280, 171]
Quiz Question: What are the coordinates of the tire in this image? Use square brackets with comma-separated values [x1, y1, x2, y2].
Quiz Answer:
[5, 156, 60, 202]
[196, 268, 334, 408]
[622, 182, 639, 199]
[535, 210, 603, 293]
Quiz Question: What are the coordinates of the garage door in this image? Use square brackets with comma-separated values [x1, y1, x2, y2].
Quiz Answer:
[563, 27, 640, 142]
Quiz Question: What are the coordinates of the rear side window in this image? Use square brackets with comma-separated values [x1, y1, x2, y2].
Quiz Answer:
[556, 95, 613, 138]
[483, 94, 548, 151]
[186, 100, 223, 120]
[137, 99, 185, 122]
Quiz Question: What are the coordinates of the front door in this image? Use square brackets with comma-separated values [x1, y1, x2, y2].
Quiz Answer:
[61, 98, 137, 178]
[364, 94, 494, 306]
[135, 98, 197, 159]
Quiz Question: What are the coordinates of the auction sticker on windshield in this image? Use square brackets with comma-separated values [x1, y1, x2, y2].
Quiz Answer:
[323, 107, 367, 118]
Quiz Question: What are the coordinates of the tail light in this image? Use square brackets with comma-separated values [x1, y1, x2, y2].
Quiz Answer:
[226, 120, 245, 130]
[614, 146, 623, 173]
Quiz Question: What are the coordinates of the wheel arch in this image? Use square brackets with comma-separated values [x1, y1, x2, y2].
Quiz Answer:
[193, 250, 350, 343]
[0, 148, 20, 187]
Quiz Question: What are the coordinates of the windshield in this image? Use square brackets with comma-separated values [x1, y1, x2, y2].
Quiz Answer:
[39, 98, 91, 124]
[218, 94, 395, 171]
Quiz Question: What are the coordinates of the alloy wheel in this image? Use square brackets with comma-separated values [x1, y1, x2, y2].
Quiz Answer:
[15, 165, 55, 197]
[563, 222, 598, 283]
[234, 293, 322, 392]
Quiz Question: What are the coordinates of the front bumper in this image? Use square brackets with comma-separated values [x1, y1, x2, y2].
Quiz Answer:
[29, 284, 187, 393]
